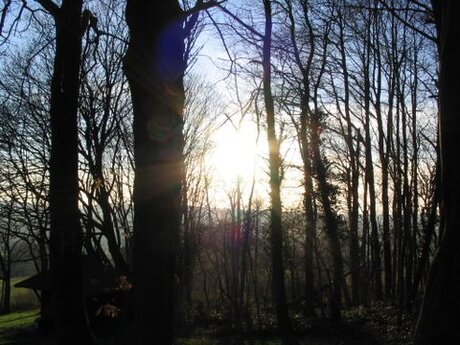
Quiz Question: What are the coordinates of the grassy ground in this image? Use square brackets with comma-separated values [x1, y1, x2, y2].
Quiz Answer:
[0, 285, 414, 345]
[0, 277, 40, 344]
[0, 309, 38, 344]
[4, 277, 40, 312]
[0, 311, 409, 345]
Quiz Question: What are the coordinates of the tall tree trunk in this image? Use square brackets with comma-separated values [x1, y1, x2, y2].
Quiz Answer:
[373, 12, 392, 300]
[47, 0, 96, 343]
[262, 0, 291, 332]
[284, 0, 317, 317]
[406, 42, 420, 311]
[331, 5, 361, 306]
[410, 157, 439, 309]
[0, 267, 11, 314]
[308, 12, 343, 320]
[0, 203, 12, 315]
[310, 113, 344, 321]
[361, 177, 370, 305]
[302, 126, 317, 310]
[414, 1, 460, 343]
[362, 12, 383, 301]
[124, 2, 186, 343]
[302, 131, 317, 317]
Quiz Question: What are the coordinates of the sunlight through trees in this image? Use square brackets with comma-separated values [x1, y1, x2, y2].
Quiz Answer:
[0, 1, 454, 344]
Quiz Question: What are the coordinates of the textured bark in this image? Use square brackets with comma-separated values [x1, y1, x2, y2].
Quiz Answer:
[47, 1, 96, 343]
[124, 1, 185, 343]
[414, 1, 460, 343]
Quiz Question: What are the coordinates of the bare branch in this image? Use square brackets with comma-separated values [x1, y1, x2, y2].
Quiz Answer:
[0, 0, 12, 35]
[376, 0, 436, 43]
[216, 3, 264, 39]
[184, 0, 226, 16]
[34, 0, 59, 17]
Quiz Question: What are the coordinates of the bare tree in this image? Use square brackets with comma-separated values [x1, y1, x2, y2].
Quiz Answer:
[42, 0, 97, 342]
[415, 1, 460, 343]
[123, 1, 220, 343]
[261, 0, 291, 332]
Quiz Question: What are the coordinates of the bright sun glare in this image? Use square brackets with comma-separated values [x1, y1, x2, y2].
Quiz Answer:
[207, 122, 264, 189]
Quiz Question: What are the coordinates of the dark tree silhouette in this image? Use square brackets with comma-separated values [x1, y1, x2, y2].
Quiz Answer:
[41, 0, 96, 343]
[124, 2, 185, 342]
[414, 1, 460, 343]
[123, 1, 218, 343]
[262, 0, 291, 332]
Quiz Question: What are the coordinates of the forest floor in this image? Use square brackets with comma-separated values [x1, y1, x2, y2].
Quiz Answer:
[0, 303, 415, 345]
[175, 303, 415, 345]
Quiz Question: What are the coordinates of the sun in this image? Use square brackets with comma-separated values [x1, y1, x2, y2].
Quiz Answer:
[207, 122, 264, 189]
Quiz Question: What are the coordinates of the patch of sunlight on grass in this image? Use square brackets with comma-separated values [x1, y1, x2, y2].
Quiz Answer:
[0, 309, 39, 330]
[9, 277, 40, 311]
[0, 309, 38, 344]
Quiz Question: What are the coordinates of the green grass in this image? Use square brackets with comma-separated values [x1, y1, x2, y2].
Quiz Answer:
[0, 309, 39, 329]
[0, 277, 40, 344]
[8, 277, 40, 311]
[0, 308, 39, 344]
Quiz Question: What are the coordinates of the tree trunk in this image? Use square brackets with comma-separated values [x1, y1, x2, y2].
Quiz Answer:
[414, 1, 460, 343]
[310, 110, 344, 322]
[410, 159, 439, 308]
[373, 22, 392, 300]
[124, 1, 186, 343]
[48, 1, 96, 343]
[303, 152, 316, 317]
[0, 271, 11, 314]
[283, 0, 317, 317]
[362, 19, 383, 301]
[262, 0, 291, 332]
[0, 203, 12, 315]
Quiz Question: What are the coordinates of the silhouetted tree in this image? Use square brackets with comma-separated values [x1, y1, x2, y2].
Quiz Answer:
[261, 0, 291, 332]
[414, 1, 460, 343]
[38, 0, 96, 343]
[123, 1, 219, 343]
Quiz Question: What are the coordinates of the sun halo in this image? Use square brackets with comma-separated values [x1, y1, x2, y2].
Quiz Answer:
[207, 124, 264, 189]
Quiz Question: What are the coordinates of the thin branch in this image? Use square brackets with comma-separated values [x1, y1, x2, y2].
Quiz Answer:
[216, 3, 264, 39]
[205, 9, 236, 79]
[182, 0, 226, 17]
[0, 0, 12, 35]
[376, 0, 436, 43]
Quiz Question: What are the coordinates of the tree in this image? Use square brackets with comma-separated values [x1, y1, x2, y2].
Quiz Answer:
[261, 0, 291, 332]
[414, 1, 460, 343]
[123, 1, 219, 343]
[328, 0, 362, 305]
[0, 198, 15, 314]
[42, 0, 97, 342]
[281, 0, 319, 317]
[0, 41, 53, 319]
[178, 75, 219, 322]
[77, 1, 131, 274]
